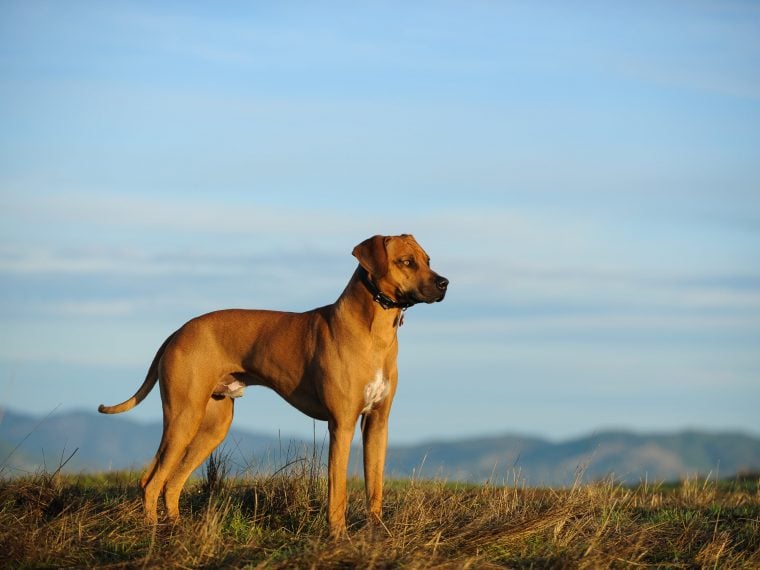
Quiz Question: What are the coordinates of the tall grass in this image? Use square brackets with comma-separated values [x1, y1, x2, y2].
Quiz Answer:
[1, 452, 758, 568]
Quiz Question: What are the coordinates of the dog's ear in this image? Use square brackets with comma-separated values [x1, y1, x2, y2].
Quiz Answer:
[352, 235, 390, 278]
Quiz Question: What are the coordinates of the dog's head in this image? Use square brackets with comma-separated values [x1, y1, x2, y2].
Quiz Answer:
[352, 234, 448, 307]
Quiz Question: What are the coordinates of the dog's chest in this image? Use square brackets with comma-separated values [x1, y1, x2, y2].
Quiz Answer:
[362, 370, 390, 414]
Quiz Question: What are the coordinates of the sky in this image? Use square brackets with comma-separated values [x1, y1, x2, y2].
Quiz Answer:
[1, 1, 759, 445]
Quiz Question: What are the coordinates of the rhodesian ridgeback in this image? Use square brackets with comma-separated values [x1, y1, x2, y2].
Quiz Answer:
[99, 234, 448, 537]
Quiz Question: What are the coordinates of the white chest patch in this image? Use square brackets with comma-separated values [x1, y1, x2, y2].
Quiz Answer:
[362, 370, 390, 414]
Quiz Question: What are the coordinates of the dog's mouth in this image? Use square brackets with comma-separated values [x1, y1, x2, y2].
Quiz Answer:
[395, 289, 419, 306]
[397, 286, 447, 306]
[427, 290, 446, 304]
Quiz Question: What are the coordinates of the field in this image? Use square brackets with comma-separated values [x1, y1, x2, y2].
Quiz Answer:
[1, 453, 758, 568]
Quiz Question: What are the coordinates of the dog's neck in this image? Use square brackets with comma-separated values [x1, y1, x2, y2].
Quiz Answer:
[357, 266, 413, 310]
[334, 268, 404, 338]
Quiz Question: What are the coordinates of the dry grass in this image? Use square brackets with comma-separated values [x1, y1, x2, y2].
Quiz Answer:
[1, 458, 758, 568]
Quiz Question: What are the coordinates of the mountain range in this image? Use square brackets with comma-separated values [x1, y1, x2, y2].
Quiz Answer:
[2, 408, 758, 486]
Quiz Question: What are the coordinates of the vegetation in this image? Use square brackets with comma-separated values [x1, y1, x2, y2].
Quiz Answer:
[1, 451, 758, 568]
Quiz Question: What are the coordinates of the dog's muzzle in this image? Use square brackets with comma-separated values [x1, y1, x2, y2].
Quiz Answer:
[408, 274, 448, 304]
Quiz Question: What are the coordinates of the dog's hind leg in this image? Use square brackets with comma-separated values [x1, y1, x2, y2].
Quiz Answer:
[142, 398, 207, 523]
[163, 396, 235, 518]
[140, 456, 158, 496]
[140, 437, 167, 522]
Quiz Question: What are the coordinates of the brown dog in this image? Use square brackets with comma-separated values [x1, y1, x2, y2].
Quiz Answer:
[99, 234, 448, 536]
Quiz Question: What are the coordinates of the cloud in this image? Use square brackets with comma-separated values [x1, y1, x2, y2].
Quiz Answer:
[2, 192, 604, 268]
[3, 193, 759, 354]
[3, 192, 366, 239]
[0, 245, 287, 276]
[53, 300, 137, 318]
[614, 53, 760, 101]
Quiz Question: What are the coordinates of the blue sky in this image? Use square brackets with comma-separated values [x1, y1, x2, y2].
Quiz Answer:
[1, 1, 759, 444]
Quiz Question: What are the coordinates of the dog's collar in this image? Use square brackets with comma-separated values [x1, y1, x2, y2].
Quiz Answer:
[358, 267, 413, 310]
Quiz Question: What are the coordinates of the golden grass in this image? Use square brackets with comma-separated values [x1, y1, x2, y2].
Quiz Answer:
[1, 464, 758, 568]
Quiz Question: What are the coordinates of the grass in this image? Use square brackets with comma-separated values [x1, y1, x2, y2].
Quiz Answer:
[1, 453, 758, 568]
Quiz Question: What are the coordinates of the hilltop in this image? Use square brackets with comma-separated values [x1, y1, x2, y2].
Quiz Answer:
[2, 408, 759, 485]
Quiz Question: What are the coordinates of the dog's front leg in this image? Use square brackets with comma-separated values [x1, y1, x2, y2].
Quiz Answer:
[361, 411, 389, 523]
[327, 419, 353, 538]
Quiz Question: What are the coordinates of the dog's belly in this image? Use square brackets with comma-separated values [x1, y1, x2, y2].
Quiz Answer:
[215, 372, 330, 421]
[213, 379, 246, 398]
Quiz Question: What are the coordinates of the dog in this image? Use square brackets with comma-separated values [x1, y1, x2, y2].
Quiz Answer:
[99, 234, 448, 537]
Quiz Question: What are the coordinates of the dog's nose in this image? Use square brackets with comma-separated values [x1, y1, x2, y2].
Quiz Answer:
[436, 276, 449, 291]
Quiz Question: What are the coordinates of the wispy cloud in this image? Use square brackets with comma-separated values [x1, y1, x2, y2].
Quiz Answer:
[53, 300, 137, 318]
[2, 192, 366, 239]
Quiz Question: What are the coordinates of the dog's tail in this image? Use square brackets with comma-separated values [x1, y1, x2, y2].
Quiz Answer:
[98, 332, 175, 414]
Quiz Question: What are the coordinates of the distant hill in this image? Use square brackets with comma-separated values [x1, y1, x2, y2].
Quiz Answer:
[2, 408, 759, 486]
[383, 430, 760, 485]
[0, 408, 289, 476]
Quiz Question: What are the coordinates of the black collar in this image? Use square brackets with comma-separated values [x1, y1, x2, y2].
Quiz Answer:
[358, 267, 413, 310]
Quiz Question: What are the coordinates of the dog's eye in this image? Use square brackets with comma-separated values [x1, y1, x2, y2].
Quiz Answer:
[399, 258, 413, 267]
